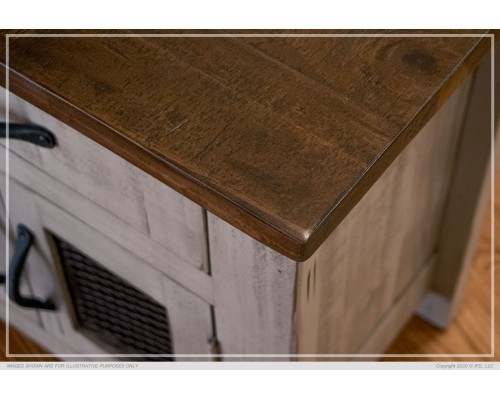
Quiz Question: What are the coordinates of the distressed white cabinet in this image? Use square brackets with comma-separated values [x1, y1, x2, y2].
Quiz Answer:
[0, 34, 495, 361]
[0, 177, 214, 359]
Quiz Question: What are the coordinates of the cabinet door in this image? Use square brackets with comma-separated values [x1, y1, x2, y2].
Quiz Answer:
[1, 176, 215, 360]
[0, 174, 46, 351]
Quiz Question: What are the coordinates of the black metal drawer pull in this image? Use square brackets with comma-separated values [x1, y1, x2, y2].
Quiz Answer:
[0, 122, 57, 148]
[6, 224, 56, 310]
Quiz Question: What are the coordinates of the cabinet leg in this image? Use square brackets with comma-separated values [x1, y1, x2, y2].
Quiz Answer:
[417, 48, 497, 329]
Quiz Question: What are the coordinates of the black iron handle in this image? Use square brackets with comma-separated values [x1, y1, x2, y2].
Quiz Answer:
[5, 224, 56, 310]
[0, 122, 57, 148]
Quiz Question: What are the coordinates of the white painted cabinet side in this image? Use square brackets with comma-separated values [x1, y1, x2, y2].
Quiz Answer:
[208, 213, 297, 360]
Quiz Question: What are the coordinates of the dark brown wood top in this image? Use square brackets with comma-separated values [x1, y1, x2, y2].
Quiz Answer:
[0, 30, 492, 261]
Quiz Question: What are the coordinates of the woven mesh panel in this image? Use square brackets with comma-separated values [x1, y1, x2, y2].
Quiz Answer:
[53, 236, 173, 361]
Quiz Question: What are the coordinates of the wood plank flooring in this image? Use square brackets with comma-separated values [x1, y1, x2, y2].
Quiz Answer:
[0, 322, 58, 361]
[383, 169, 499, 361]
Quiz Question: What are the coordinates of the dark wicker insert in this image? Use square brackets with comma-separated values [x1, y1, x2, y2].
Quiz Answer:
[53, 236, 173, 361]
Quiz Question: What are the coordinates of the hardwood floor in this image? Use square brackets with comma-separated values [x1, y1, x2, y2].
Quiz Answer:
[0, 321, 57, 361]
[1, 172, 498, 362]
[383, 170, 499, 361]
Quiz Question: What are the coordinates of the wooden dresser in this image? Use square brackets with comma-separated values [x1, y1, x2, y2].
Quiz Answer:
[0, 31, 496, 360]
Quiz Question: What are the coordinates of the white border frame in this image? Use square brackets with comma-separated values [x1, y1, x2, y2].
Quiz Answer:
[3, 32, 496, 359]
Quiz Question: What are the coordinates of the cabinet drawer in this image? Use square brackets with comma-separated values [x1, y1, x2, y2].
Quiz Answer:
[1, 178, 215, 359]
[0, 87, 208, 273]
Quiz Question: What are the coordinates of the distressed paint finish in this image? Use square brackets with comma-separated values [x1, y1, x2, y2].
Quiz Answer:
[296, 76, 473, 356]
[418, 50, 497, 328]
[0, 88, 208, 272]
[208, 213, 297, 359]
[0, 32, 493, 361]
[0, 151, 214, 305]
[0, 31, 490, 260]
[2, 178, 215, 358]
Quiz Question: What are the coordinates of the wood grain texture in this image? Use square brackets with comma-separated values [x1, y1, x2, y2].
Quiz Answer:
[0, 30, 491, 260]
[2, 178, 120, 356]
[2, 178, 214, 358]
[356, 257, 435, 358]
[296, 78, 471, 356]
[0, 192, 48, 354]
[0, 150, 214, 305]
[1, 167, 498, 361]
[37, 189, 214, 358]
[0, 302, 104, 361]
[208, 213, 297, 360]
[383, 49, 500, 360]
[2, 208, 497, 362]
[418, 54, 494, 328]
[384, 173, 499, 360]
[38, 195, 214, 357]
[0, 87, 209, 273]
[0, 171, 48, 331]
[0, 320, 58, 361]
